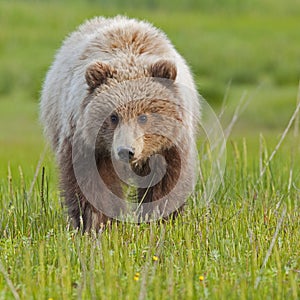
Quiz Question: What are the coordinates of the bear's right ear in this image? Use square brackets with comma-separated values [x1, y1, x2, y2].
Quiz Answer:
[85, 62, 113, 89]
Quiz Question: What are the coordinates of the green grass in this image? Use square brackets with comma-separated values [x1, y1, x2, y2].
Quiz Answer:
[1, 135, 299, 299]
[0, 1, 300, 299]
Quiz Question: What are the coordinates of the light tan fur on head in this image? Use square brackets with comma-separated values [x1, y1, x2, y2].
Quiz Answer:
[84, 58, 177, 93]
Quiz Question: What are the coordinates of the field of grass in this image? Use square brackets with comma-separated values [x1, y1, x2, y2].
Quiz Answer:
[0, 0, 300, 299]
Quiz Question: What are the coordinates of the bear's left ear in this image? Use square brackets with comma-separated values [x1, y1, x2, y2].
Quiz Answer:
[85, 62, 114, 89]
[149, 60, 177, 81]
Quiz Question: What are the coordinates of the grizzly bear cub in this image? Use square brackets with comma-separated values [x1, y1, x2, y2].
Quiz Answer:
[40, 16, 200, 231]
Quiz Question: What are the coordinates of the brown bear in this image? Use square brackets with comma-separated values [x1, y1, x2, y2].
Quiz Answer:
[40, 16, 200, 231]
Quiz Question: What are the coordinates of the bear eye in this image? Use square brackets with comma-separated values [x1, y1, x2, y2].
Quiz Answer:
[110, 114, 119, 125]
[138, 114, 147, 124]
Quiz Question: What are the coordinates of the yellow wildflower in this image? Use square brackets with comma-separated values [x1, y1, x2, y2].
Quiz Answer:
[134, 272, 140, 281]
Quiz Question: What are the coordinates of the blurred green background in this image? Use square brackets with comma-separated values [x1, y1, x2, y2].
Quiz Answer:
[0, 0, 299, 174]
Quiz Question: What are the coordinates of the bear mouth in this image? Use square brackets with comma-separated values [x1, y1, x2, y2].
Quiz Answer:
[130, 156, 157, 178]
[129, 156, 147, 171]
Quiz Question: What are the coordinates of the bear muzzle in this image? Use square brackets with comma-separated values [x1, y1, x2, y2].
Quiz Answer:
[117, 146, 135, 162]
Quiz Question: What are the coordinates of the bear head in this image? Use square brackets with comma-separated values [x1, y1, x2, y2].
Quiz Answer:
[80, 59, 187, 170]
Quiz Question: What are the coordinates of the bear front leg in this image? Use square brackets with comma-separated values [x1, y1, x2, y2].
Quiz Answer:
[137, 146, 187, 219]
[59, 138, 122, 232]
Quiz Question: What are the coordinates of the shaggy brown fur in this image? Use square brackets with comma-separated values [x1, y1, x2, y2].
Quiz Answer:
[40, 16, 199, 231]
[60, 94, 191, 231]
[59, 141, 187, 231]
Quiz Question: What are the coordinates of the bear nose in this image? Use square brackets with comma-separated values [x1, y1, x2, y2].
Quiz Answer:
[117, 146, 135, 161]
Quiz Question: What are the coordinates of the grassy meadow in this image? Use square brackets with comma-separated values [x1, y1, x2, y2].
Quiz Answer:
[0, 0, 300, 299]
